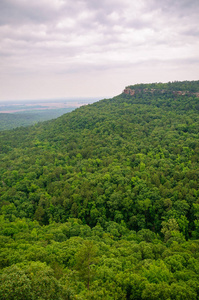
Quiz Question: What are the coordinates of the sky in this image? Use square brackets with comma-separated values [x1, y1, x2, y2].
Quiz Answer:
[0, 0, 199, 101]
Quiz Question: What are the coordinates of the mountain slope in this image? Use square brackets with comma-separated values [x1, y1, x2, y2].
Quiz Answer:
[0, 80, 199, 299]
[0, 80, 198, 235]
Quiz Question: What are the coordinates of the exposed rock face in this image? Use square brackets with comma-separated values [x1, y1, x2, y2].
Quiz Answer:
[173, 91, 189, 96]
[123, 88, 199, 97]
[123, 88, 135, 96]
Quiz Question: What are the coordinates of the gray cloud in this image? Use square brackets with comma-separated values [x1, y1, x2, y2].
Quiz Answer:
[0, 0, 198, 100]
[0, 0, 53, 25]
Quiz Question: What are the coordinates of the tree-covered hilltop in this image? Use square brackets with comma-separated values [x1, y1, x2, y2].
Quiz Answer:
[127, 80, 199, 92]
[0, 80, 199, 299]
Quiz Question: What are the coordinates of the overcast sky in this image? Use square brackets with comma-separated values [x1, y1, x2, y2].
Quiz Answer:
[0, 0, 198, 101]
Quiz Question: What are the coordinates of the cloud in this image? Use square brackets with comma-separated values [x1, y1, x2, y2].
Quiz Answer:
[0, 0, 198, 100]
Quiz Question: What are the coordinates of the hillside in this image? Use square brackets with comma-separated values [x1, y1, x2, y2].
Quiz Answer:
[0, 80, 199, 299]
[0, 108, 76, 131]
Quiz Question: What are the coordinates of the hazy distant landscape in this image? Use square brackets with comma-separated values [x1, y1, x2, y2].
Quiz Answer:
[0, 98, 100, 113]
[0, 97, 101, 130]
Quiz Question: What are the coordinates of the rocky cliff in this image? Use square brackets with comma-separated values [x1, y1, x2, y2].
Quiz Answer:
[123, 87, 199, 97]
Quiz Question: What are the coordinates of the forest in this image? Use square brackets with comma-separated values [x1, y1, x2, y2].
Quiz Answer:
[0, 80, 199, 299]
[0, 108, 75, 131]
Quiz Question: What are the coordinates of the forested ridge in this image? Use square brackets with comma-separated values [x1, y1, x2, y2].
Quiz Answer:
[0, 80, 199, 299]
[0, 108, 75, 131]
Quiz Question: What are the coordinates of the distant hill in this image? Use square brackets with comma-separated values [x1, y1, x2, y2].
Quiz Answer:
[0, 108, 75, 130]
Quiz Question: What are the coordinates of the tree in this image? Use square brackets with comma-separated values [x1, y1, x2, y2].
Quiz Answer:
[0, 265, 32, 300]
[75, 240, 98, 289]
[142, 282, 170, 300]
[161, 218, 180, 242]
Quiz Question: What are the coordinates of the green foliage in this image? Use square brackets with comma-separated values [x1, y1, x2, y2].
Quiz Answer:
[0, 217, 198, 299]
[75, 240, 98, 289]
[0, 81, 199, 298]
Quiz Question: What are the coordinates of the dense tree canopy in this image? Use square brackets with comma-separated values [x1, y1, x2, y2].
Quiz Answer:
[0, 81, 199, 299]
